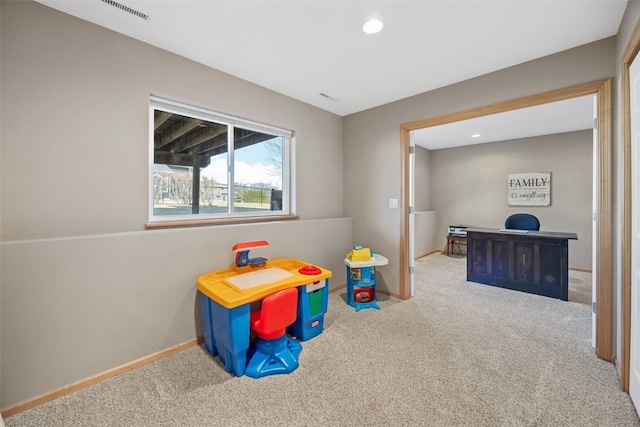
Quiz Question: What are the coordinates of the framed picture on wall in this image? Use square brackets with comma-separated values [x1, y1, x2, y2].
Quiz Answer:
[507, 172, 551, 206]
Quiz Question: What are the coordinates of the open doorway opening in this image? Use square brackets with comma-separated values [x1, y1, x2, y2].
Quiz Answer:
[409, 95, 596, 333]
[399, 79, 612, 362]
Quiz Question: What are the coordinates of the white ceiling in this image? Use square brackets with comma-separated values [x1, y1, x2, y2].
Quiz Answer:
[412, 94, 595, 150]
[34, 1, 624, 148]
[34, 0, 627, 117]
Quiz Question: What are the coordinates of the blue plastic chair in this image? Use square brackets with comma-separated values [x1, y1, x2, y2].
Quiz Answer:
[505, 213, 540, 231]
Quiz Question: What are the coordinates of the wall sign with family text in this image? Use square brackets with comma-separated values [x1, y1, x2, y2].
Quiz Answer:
[507, 172, 551, 206]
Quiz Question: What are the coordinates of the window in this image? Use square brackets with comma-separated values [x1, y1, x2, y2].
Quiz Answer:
[148, 96, 293, 227]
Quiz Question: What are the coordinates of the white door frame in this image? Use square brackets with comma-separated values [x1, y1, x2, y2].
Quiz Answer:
[409, 133, 416, 296]
[627, 48, 640, 413]
[592, 95, 599, 347]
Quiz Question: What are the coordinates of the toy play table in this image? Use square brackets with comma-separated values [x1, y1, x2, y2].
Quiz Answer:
[344, 254, 388, 311]
[197, 258, 332, 376]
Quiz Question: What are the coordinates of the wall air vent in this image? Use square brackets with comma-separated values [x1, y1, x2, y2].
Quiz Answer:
[101, 0, 149, 20]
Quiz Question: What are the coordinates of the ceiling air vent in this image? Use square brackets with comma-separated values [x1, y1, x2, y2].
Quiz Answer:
[319, 93, 340, 103]
[101, 0, 149, 20]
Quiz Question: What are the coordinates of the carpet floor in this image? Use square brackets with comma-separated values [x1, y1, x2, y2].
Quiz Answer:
[5, 253, 639, 426]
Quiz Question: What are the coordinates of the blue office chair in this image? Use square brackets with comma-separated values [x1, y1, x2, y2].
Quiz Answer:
[505, 213, 540, 231]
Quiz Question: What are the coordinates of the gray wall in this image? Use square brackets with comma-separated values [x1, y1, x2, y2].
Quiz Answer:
[427, 130, 593, 270]
[343, 37, 615, 297]
[0, 2, 350, 407]
[414, 211, 438, 257]
[2, 2, 344, 239]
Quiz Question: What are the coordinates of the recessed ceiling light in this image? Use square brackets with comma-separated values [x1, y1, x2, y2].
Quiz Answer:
[363, 19, 383, 34]
[471, 133, 481, 138]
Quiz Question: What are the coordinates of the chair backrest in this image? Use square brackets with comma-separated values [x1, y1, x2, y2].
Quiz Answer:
[251, 288, 298, 339]
[504, 213, 540, 231]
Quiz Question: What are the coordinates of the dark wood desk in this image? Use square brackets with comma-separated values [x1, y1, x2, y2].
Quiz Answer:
[466, 227, 577, 301]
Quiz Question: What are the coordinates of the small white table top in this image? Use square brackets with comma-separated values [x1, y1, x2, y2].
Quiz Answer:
[344, 254, 389, 268]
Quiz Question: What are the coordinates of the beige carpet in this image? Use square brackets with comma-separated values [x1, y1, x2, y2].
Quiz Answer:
[568, 268, 592, 306]
[5, 253, 639, 426]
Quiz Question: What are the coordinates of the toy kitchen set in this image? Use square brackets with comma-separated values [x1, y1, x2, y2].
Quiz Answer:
[344, 245, 388, 312]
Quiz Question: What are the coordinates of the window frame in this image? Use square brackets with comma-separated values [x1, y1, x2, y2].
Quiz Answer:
[147, 96, 296, 229]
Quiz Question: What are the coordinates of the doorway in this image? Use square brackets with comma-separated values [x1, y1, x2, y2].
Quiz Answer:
[399, 79, 613, 362]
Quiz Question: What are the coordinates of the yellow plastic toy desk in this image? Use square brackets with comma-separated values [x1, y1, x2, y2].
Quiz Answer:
[197, 258, 332, 376]
[198, 258, 331, 308]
